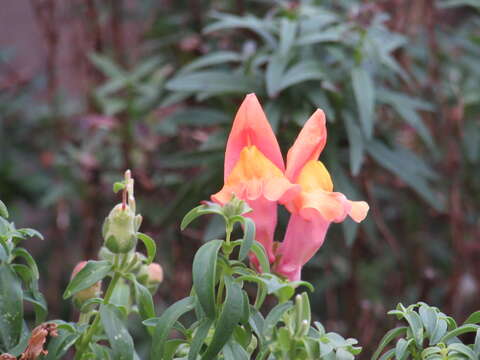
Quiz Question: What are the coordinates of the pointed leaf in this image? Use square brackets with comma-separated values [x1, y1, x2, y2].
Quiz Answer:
[63, 260, 112, 299]
[100, 304, 134, 360]
[0, 200, 8, 219]
[351, 67, 375, 138]
[0, 265, 23, 351]
[150, 297, 195, 358]
[137, 232, 156, 264]
[202, 276, 243, 360]
[193, 240, 223, 318]
[372, 327, 407, 360]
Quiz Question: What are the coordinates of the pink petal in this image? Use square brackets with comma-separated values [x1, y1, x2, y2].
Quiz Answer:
[348, 200, 369, 223]
[224, 94, 284, 181]
[246, 197, 277, 264]
[285, 109, 327, 182]
[274, 213, 329, 281]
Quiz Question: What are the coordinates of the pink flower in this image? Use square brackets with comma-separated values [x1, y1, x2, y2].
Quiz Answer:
[211, 94, 299, 263]
[274, 110, 369, 281]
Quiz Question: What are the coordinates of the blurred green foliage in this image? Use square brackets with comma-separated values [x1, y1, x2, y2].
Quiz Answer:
[0, 0, 479, 357]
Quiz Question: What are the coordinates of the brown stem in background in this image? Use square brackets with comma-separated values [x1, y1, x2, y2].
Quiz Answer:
[111, 0, 125, 66]
[29, 0, 59, 103]
[364, 181, 400, 255]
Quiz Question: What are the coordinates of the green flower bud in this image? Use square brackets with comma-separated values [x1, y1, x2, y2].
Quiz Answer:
[71, 261, 102, 310]
[103, 204, 138, 253]
[137, 262, 164, 294]
[98, 246, 114, 261]
[222, 196, 252, 218]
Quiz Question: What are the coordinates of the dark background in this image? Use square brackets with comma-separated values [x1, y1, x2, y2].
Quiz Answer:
[1, 0, 479, 357]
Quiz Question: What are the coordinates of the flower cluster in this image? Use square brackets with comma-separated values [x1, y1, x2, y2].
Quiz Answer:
[212, 94, 369, 281]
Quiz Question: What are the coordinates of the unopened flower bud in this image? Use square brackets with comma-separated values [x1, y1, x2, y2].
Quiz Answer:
[223, 196, 252, 218]
[71, 261, 101, 309]
[138, 262, 164, 294]
[103, 204, 138, 253]
[147, 263, 164, 283]
[98, 246, 114, 261]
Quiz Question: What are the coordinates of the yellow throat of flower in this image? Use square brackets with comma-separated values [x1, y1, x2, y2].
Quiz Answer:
[226, 146, 284, 185]
[296, 160, 333, 192]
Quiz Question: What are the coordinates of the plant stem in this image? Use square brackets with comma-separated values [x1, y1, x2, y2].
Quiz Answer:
[74, 271, 121, 359]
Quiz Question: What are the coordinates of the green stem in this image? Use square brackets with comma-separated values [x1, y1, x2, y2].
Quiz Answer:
[216, 273, 225, 306]
[75, 271, 122, 360]
[254, 284, 267, 310]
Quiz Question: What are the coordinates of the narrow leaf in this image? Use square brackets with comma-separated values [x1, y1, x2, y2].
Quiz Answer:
[202, 277, 243, 360]
[188, 319, 213, 360]
[63, 260, 112, 299]
[100, 304, 134, 360]
[0, 265, 23, 351]
[0, 200, 8, 219]
[351, 67, 375, 138]
[371, 327, 407, 360]
[238, 217, 255, 261]
[250, 241, 270, 273]
[150, 297, 195, 358]
[193, 240, 223, 318]
[137, 232, 156, 264]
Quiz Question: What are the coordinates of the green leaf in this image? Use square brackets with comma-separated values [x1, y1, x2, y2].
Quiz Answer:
[421, 347, 441, 359]
[23, 290, 47, 324]
[100, 304, 134, 360]
[395, 338, 411, 360]
[63, 260, 112, 299]
[180, 51, 242, 74]
[343, 112, 365, 175]
[193, 240, 222, 318]
[404, 311, 424, 347]
[473, 329, 480, 356]
[113, 182, 126, 193]
[440, 324, 480, 343]
[447, 343, 477, 360]
[202, 276, 243, 360]
[133, 280, 155, 321]
[337, 348, 355, 360]
[188, 319, 213, 360]
[12, 247, 39, 279]
[181, 204, 224, 230]
[298, 24, 350, 45]
[164, 339, 186, 360]
[263, 301, 293, 339]
[79, 298, 103, 313]
[429, 319, 448, 345]
[150, 297, 195, 358]
[279, 61, 324, 93]
[279, 19, 297, 56]
[351, 67, 375, 138]
[250, 241, 270, 273]
[165, 71, 256, 95]
[464, 311, 480, 325]
[89, 53, 125, 78]
[44, 329, 80, 360]
[379, 348, 395, 360]
[266, 54, 289, 98]
[223, 340, 249, 360]
[371, 327, 407, 360]
[0, 265, 23, 351]
[237, 217, 255, 261]
[367, 141, 445, 211]
[248, 307, 265, 344]
[17, 228, 43, 241]
[204, 14, 277, 48]
[0, 200, 8, 219]
[419, 304, 438, 337]
[137, 232, 157, 264]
